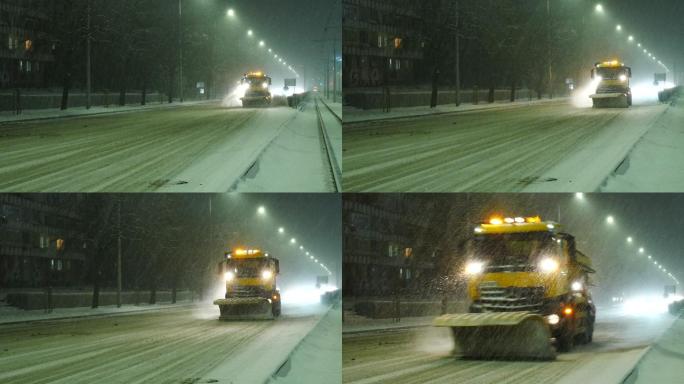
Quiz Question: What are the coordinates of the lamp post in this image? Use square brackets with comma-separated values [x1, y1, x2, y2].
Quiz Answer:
[178, 0, 184, 102]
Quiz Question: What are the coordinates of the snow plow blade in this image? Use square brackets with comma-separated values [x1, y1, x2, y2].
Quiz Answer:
[213, 298, 274, 320]
[590, 93, 629, 108]
[434, 312, 556, 360]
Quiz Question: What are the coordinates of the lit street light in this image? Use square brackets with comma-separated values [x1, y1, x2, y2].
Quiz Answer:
[247, 29, 253, 36]
[606, 215, 615, 224]
[257, 206, 266, 215]
[575, 192, 584, 200]
[638, 247, 644, 253]
[227, 8, 235, 17]
[278, 227, 284, 234]
[595, 4, 604, 13]
[627, 236, 633, 243]
[290, 238, 297, 244]
[616, 24, 622, 31]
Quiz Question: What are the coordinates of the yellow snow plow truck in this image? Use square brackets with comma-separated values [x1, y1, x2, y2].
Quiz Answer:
[590, 60, 632, 108]
[214, 248, 282, 320]
[434, 216, 596, 360]
[241, 71, 272, 108]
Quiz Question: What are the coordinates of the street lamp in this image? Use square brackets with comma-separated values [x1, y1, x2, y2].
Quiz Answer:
[278, 227, 284, 234]
[595, 4, 604, 13]
[575, 192, 584, 200]
[257, 206, 266, 215]
[628, 35, 634, 42]
[299, 245, 304, 250]
[227, 8, 235, 17]
[247, 29, 254, 37]
[606, 215, 615, 224]
[616, 25, 622, 32]
[290, 238, 297, 244]
[259, 40, 265, 47]
[627, 236, 633, 243]
[638, 247, 644, 253]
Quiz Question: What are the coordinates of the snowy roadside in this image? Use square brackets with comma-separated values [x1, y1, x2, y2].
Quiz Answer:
[343, 97, 567, 124]
[629, 312, 684, 383]
[268, 305, 342, 384]
[600, 100, 684, 192]
[0, 301, 196, 325]
[0, 99, 219, 124]
[200, 303, 331, 384]
[232, 102, 334, 192]
[319, 97, 342, 122]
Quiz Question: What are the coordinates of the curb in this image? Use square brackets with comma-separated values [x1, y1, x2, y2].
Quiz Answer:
[0, 100, 220, 125]
[344, 98, 568, 126]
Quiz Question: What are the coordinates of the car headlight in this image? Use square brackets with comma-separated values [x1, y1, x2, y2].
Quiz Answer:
[539, 258, 559, 273]
[464, 261, 484, 275]
[262, 270, 273, 280]
[619, 74, 627, 82]
[262, 82, 269, 89]
[224, 271, 235, 282]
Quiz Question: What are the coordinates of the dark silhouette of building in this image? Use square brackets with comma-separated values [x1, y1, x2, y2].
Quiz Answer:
[0, 0, 56, 89]
[0, 194, 86, 288]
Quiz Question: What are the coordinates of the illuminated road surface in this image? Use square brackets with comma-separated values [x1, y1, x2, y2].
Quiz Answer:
[343, 100, 670, 192]
[0, 103, 331, 192]
[0, 304, 326, 384]
[342, 306, 676, 384]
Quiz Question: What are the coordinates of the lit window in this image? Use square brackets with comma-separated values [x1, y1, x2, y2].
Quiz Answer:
[394, 37, 402, 49]
[25, 39, 32, 51]
[56, 238, 65, 251]
[404, 247, 413, 257]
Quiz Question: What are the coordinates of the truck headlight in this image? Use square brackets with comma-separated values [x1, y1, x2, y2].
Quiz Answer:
[539, 258, 559, 273]
[619, 74, 627, 82]
[262, 270, 273, 280]
[571, 281, 583, 291]
[262, 82, 269, 89]
[546, 314, 560, 325]
[224, 271, 235, 282]
[464, 261, 484, 275]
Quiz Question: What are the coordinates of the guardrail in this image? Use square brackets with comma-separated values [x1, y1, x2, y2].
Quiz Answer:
[658, 86, 683, 103]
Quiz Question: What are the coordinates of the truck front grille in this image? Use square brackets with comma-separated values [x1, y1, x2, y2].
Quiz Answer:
[228, 286, 267, 298]
[477, 283, 545, 312]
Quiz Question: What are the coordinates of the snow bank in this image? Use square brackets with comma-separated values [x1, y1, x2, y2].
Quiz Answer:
[268, 305, 341, 384]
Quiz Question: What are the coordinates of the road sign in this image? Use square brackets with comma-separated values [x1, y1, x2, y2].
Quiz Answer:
[284, 78, 297, 87]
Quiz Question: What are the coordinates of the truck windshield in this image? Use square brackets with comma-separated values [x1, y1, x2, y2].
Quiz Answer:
[227, 259, 273, 278]
[470, 233, 559, 271]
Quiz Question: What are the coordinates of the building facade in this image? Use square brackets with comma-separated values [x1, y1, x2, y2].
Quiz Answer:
[342, 0, 426, 88]
[0, 194, 86, 288]
[0, 0, 56, 89]
[343, 195, 451, 298]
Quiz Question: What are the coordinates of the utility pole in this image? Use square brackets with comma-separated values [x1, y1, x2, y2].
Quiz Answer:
[547, 0, 553, 99]
[454, 1, 461, 107]
[86, 0, 91, 109]
[178, 0, 184, 103]
[117, 200, 122, 308]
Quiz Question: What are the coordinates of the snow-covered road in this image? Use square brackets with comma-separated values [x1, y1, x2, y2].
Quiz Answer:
[343, 100, 669, 192]
[0, 103, 315, 192]
[342, 306, 676, 384]
[0, 303, 327, 384]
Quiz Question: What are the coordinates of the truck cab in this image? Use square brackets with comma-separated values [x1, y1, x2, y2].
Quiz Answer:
[590, 60, 632, 108]
[240, 72, 273, 108]
[214, 248, 281, 320]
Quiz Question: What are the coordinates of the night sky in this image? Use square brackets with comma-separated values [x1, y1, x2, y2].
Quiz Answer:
[223, 0, 340, 89]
